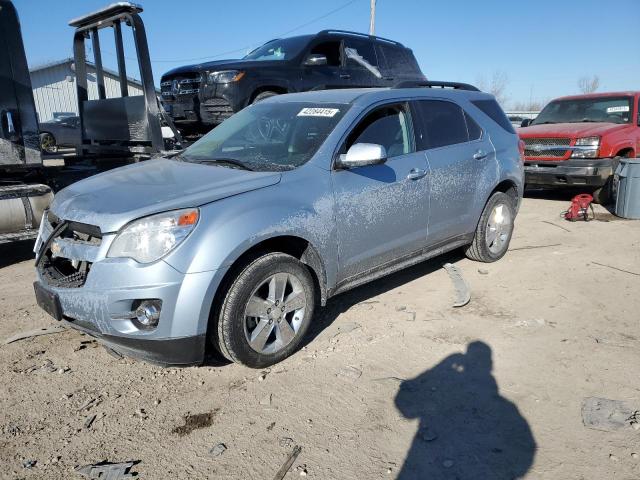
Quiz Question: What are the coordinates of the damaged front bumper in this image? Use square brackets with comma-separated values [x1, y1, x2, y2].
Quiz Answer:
[33, 212, 219, 366]
[524, 158, 614, 188]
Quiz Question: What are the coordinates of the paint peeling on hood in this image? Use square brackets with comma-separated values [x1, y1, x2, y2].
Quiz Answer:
[51, 159, 281, 233]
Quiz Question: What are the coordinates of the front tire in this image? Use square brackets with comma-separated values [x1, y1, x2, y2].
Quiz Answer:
[465, 192, 516, 262]
[592, 157, 620, 205]
[252, 91, 279, 104]
[214, 252, 315, 368]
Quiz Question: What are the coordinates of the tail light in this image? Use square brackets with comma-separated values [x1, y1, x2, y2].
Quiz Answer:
[518, 139, 526, 162]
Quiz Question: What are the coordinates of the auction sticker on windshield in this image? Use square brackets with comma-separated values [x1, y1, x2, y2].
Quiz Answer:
[607, 105, 629, 113]
[297, 107, 340, 117]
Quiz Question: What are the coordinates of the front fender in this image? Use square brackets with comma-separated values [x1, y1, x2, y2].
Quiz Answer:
[163, 165, 338, 287]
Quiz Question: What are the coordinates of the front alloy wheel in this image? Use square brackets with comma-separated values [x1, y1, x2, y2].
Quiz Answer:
[214, 252, 315, 368]
[244, 273, 307, 354]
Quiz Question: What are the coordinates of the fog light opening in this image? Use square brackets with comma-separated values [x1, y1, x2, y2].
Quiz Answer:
[133, 299, 162, 329]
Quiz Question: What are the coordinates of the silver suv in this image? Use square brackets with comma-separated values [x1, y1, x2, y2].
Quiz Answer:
[34, 84, 523, 368]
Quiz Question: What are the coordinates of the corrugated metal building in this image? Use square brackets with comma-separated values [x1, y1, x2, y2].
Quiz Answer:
[29, 58, 144, 122]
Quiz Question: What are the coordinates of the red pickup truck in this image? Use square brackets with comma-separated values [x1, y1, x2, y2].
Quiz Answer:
[518, 91, 639, 203]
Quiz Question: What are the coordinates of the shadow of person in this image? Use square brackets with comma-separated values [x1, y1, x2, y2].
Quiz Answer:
[395, 341, 535, 479]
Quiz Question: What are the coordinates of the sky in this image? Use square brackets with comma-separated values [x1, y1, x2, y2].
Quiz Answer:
[14, 0, 640, 109]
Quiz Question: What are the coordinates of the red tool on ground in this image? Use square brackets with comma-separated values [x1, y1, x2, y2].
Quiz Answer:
[562, 193, 595, 221]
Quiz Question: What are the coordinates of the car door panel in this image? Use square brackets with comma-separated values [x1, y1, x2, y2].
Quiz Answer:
[411, 99, 494, 245]
[331, 103, 429, 282]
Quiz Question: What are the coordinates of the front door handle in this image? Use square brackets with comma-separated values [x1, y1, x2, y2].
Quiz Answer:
[340, 74, 351, 79]
[473, 149, 488, 160]
[407, 168, 427, 180]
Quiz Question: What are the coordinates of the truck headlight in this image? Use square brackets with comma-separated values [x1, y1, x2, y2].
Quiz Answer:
[208, 70, 245, 84]
[571, 137, 600, 158]
[108, 209, 199, 264]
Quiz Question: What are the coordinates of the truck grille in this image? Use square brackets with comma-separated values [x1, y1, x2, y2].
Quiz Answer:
[523, 138, 571, 159]
[160, 74, 202, 100]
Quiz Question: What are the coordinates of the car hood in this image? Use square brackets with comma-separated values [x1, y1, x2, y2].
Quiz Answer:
[518, 122, 630, 138]
[50, 159, 281, 233]
[163, 59, 285, 77]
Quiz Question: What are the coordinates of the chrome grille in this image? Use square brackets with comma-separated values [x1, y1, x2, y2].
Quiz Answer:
[523, 137, 571, 158]
[160, 75, 202, 98]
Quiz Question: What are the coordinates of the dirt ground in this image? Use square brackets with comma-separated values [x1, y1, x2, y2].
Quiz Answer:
[1, 193, 639, 479]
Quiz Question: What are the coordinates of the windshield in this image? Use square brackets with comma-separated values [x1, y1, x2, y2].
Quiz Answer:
[243, 36, 310, 61]
[532, 96, 634, 125]
[179, 102, 349, 171]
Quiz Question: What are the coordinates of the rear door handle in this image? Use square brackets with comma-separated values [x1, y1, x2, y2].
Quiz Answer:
[407, 168, 427, 180]
[473, 149, 488, 160]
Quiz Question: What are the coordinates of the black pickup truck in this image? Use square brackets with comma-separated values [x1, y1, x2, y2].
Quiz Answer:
[160, 30, 425, 132]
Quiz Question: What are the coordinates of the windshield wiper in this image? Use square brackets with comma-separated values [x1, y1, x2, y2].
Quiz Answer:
[199, 158, 254, 171]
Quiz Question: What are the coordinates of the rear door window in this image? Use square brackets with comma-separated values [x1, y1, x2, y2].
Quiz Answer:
[376, 45, 419, 73]
[343, 38, 378, 69]
[411, 100, 469, 150]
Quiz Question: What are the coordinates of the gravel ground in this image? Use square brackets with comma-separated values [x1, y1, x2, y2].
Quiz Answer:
[1, 194, 639, 479]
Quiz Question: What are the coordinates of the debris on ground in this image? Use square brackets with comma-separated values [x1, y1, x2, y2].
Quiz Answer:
[22, 459, 36, 469]
[443, 263, 471, 307]
[478, 268, 489, 275]
[417, 425, 438, 442]
[279, 437, 294, 448]
[172, 411, 217, 437]
[591, 261, 640, 277]
[83, 414, 97, 429]
[4, 325, 65, 345]
[510, 243, 561, 251]
[542, 220, 571, 232]
[260, 394, 273, 406]
[209, 443, 227, 457]
[75, 461, 137, 479]
[272, 445, 302, 480]
[581, 397, 639, 431]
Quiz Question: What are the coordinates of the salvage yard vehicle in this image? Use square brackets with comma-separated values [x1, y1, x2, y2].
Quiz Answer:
[160, 30, 425, 132]
[34, 81, 523, 368]
[519, 92, 640, 204]
[38, 115, 80, 154]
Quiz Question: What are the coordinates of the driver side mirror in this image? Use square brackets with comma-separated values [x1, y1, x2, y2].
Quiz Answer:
[338, 143, 387, 169]
[520, 118, 532, 128]
[304, 54, 327, 66]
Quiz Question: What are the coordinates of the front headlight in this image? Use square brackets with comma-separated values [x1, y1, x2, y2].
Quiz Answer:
[571, 136, 600, 158]
[108, 209, 199, 264]
[208, 70, 245, 84]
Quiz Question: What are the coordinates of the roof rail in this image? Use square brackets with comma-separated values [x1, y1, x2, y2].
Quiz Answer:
[317, 29, 404, 47]
[393, 80, 480, 92]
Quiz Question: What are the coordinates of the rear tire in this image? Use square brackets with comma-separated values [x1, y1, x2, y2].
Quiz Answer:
[213, 252, 315, 368]
[252, 91, 279, 104]
[465, 192, 516, 263]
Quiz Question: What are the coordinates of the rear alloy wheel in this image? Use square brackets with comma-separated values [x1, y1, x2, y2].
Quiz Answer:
[465, 192, 516, 262]
[39, 132, 57, 153]
[214, 252, 315, 368]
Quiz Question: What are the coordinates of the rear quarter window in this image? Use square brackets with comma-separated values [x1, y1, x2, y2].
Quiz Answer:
[471, 99, 515, 133]
[377, 45, 420, 73]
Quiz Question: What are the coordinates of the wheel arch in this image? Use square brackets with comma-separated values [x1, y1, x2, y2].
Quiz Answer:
[208, 234, 327, 325]
[250, 86, 288, 103]
[615, 147, 635, 158]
